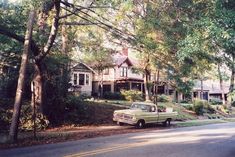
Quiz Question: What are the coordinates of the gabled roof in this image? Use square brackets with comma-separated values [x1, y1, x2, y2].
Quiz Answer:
[193, 80, 230, 94]
[112, 53, 133, 67]
[71, 62, 96, 73]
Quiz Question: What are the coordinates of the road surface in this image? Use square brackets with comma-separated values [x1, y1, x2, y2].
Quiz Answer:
[1, 122, 235, 157]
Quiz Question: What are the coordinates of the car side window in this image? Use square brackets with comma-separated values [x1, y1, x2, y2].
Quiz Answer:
[151, 106, 156, 112]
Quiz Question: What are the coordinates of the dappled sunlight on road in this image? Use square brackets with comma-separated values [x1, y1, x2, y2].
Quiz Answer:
[130, 127, 235, 143]
[64, 125, 235, 157]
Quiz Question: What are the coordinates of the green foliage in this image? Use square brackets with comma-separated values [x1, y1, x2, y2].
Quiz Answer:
[193, 99, 207, 115]
[183, 104, 194, 111]
[103, 92, 125, 100]
[63, 95, 87, 124]
[77, 93, 92, 101]
[64, 95, 124, 125]
[20, 105, 49, 131]
[193, 99, 215, 115]
[157, 94, 172, 102]
[120, 90, 143, 102]
[0, 99, 13, 132]
[0, 99, 49, 132]
[209, 98, 223, 105]
[180, 100, 192, 104]
[231, 101, 235, 107]
[42, 54, 71, 125]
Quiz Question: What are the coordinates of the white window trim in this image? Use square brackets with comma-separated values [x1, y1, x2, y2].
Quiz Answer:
[73, 72, 90, 86]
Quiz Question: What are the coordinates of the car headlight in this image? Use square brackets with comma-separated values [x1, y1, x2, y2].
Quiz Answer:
[132, 116, 136, 120]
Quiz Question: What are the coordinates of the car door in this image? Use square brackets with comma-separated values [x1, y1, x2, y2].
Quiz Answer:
[145, 106, 158, 123]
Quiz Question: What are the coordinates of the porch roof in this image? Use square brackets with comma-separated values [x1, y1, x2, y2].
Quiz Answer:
[115, 78, 144, 83]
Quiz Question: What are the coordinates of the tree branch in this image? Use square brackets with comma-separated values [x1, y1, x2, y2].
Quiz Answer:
[36, 0, 61, 62]
[0, 26, 25, 43]
[61, 21, 98, 25]
[0, 25, 40, 56]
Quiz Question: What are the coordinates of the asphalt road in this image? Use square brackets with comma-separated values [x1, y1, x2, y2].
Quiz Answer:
[1, 122, 235, 157]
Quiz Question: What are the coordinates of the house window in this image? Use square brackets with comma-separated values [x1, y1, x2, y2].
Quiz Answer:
[120, 67, 128, 77]
[131, 68, 139, 74]
[103, 68, 109, 75]
[74, 73, 77, 85]
[85, 74, 89, 85]
[79, 74, 85, 85]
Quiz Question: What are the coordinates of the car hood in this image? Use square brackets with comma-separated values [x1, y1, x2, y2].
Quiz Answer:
[114, 109, 143, 115]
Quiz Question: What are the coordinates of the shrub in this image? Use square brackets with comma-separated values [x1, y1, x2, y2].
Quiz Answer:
[193, 99, 205, 115]
[231, 101, 235, 107]
[180, 99, 192, 103]
[103, 92, 125, 100]
[157, 94, 172, 102]
[120, 90, 143, 102]
[184, 105, 194, 111]
[78, 93, 92, 100]
[19, 104, 49, 131]
[193, 99, 215, 115]
[64, 95, 90, 124]
[209, 98, 223, 105]
[0, 99, 50, 132]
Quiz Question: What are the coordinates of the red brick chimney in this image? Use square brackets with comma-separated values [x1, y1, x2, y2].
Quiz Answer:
[122, 47, 128, 56]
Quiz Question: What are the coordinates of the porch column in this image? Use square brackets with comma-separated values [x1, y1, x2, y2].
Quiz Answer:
[179, 92, 183, 101]
[197, 91, 200, 99]
[129, 82, 132, 90]
[173, 90, 177, 102]
[141, 83, 143, 93]
[111, 82, 114, 93]
[207, 92, 210, 102]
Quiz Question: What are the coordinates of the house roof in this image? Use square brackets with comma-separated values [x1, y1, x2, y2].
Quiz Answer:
[112, 53, 133, 67]
[193, 80, 230, 94]
[116, 78, 144, 83]
[71, 62, 96, 73]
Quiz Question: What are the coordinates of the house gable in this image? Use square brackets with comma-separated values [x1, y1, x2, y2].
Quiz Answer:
[115, 57, 133, 68]
[72, 62, 95, 73]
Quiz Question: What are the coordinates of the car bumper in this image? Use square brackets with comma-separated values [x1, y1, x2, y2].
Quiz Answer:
[113, 118, 137, 125]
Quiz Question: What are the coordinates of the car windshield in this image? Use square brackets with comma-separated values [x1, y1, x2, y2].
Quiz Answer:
[131, 103, 152, 111]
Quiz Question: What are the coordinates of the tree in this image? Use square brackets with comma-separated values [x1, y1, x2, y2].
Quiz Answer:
[177, 0, 235, 103]
[9, 10, 35, 142]
[81, 45, 114, 98]
[0, 0, 61, 142]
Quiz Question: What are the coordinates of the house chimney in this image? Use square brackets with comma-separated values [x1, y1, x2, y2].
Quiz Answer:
[122, 47, 128, 56]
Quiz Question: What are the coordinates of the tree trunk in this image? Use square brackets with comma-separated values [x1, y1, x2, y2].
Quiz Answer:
[9, 10, 35, 143]
[229, 55, 235, 104]
[165, 81, 169, 95]
[61, 0, 68, 55]
[98, 70, 104, 98]
[100, 71, 104, 98]
[144, 71, 150, 101]
[31, 62, 44, 113]
[218, 64, 225, 105]
[200, 79, 204, 100]
[154, 70, 160, 105]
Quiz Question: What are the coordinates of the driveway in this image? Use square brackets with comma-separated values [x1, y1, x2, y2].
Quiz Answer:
[1, 122, 235, 157]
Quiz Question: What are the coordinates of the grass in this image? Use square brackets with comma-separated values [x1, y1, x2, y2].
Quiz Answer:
[176, 118, 235, 127]
[175, 119, 226, 127]
[223, 118, 235, 122]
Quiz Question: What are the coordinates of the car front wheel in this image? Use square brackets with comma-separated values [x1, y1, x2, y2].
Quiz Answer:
[136, 120, 145, 129]
[117, 122, 124, 126]
[163, 118, 171, 127]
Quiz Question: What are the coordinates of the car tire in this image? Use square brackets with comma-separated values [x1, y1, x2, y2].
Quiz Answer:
[136, 120, 145, 129]
[118, 122, 124, 126]
[163, 118, 171, 127]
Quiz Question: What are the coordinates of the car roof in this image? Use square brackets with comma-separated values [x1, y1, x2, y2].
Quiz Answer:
[132, 102, 156, 106]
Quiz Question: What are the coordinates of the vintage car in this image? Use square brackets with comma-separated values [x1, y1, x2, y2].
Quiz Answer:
[113, 102, 178, 128]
